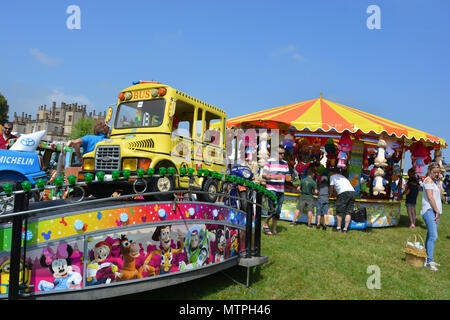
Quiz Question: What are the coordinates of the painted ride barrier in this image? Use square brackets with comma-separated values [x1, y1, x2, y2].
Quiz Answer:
[0, 169, 273, 300]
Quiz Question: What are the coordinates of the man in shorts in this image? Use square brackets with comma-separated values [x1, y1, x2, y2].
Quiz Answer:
[291, 167, 318, 228]
[329, 168, 355, 233]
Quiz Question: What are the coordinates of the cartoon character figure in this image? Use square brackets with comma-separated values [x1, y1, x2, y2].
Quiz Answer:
[311, 138, 324, 163]
[257, 131, 269, 169]
[144, 225, 184, 276]
[229, 230, 238, 257]
[283, 132, 295, 154]
[409, 141, 431, 175]
[390, 173, 400, 199]
[179, 225, 210, 270]
[0, 258, 33, 294]
[114, 235, 144, 282]
[38, 244, 82, 291]
[372, 167, 386, 196]
[434, 149, 445, 174]
[337, 132, 353, 168]
[374, 139, 388, 168]
[295, 137, 311, 163]
[324, 138, 337, 168]
[213, 228, 228, 263]
[86, 241, 118, 286]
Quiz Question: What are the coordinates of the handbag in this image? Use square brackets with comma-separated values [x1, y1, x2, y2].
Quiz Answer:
[351, 207, 367, 222]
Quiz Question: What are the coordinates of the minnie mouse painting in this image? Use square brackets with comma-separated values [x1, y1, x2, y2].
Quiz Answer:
[38, 244, 82, 292]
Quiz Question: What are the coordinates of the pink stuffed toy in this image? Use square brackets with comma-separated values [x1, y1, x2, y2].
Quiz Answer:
[337, 131, 353, 168]
[410, 141, 431, 175]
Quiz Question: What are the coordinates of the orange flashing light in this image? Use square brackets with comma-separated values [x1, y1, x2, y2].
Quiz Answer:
[158, 87, 167, 96]
[138, 158, 152, 170]
[118, 92, 125, 101]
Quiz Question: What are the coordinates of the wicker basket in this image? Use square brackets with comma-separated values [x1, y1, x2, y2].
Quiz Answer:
[404, 234, 427, 267]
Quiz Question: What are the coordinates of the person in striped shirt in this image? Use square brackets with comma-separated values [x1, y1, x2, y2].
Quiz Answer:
[262, 144, 290, 235]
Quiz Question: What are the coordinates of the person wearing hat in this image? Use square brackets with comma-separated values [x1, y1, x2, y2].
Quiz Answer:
[315, 175, 330, 230]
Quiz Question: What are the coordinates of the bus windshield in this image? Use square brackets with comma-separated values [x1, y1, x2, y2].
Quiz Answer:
[115, 99, 166, 129]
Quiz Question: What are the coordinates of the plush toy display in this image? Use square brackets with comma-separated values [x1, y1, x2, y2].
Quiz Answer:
[374, 139, 388, 168]
[283, 133, 296, 172]
[295, 137, 310, 163]
[324, 138, 337, 168]
[434, 149, 445, 174]
[373, 167, 386, 196]
[337, 131, 353, 168]
[390, 173, 400, 199]
[409, 141, 431, 175]
[257, 131, 269, 169]
[310, 138, 324, 163]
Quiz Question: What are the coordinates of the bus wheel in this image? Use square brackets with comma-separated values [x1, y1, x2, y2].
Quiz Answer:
[198, 178, 218, 203]
[152, 175, 175, 201]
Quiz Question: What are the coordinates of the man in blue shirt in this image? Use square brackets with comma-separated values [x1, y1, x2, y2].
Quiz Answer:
[68, 120, 110, 165]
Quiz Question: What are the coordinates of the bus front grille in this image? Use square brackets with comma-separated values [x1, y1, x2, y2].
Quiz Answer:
[95, 146, 120, 171]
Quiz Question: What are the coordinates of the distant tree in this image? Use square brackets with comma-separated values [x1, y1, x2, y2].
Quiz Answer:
[70, 117, 95, 139]
[0, 93, 10, 124]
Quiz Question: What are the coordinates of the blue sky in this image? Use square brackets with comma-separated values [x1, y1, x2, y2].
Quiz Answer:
[1, 0, 449, 164]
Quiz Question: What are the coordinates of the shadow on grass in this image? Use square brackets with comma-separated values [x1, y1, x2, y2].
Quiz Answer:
[112, 264, 268, 300]
[398, 211, 425, 229]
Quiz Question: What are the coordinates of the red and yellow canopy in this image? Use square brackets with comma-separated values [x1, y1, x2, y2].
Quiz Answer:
[227, 96, 446, 147]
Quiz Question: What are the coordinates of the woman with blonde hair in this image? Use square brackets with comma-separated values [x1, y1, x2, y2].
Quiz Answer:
[420, 162, 444, 271]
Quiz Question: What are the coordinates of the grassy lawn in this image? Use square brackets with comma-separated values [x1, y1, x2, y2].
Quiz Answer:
[125, 193, 450, 300]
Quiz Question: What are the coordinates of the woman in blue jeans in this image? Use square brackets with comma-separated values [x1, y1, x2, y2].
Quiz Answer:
[420, 162, 443, 271]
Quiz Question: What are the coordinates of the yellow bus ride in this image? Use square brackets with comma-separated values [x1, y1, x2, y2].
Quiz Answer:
[80, 81, 226, 202]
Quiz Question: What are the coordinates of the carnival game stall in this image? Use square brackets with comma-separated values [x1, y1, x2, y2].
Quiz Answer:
[227, 95, 447, 228]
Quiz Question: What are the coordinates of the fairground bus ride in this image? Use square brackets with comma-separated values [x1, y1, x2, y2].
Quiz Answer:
[80, 81, 227, 203]
[0, 81, 273, 300]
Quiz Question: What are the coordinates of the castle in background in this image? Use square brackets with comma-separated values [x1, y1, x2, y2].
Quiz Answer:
[13, 101, 106, 142]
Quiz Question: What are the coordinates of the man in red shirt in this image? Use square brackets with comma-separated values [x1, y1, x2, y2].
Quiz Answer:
[0, 122, 18, 149]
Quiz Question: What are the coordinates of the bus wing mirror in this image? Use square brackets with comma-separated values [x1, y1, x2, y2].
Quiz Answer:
[105, 107, 113, 123]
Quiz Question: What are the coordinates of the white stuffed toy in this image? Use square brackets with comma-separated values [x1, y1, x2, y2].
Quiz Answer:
[374, 138, 388, 168]
[10, 130, 46, 152]
[373, 167, 386, 195]
[434, 149, 445, 174]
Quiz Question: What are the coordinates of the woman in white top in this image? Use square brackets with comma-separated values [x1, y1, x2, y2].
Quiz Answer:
[420, 162, 443, 271]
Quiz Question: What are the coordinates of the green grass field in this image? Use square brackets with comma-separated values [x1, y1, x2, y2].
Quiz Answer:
[125, 194, 450, 300]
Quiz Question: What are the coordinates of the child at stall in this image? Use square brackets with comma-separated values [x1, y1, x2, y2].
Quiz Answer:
[315, 175, 330, 230]
[403, 168, 420, 229]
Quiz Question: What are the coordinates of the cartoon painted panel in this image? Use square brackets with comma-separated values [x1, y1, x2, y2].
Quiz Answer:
[0, 203, 247, 252]
[279, 194, 400, 227]
[0, 255, 34, 295]
[84, 223, 241, 289]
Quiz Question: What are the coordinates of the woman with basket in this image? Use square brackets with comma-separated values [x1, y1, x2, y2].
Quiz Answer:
[420, 162, 444, 271]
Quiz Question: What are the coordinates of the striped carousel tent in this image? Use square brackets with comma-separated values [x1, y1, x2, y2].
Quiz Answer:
[226, 94, 446, 147]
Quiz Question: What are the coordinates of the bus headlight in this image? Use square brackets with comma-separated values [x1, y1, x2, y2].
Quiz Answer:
[82, 158, 94, 171]
[122, 158, 138, 171]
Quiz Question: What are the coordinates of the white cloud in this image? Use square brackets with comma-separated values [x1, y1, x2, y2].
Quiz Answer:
[29, 48, 62, 67]
[271, 44, 305, 62]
